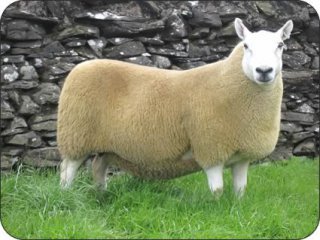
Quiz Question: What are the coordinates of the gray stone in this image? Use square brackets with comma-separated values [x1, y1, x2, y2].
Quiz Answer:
[218, 4, 247, 22]
[1, 147, 24, 157]
[282, 70, 317, 83]
[306, 18, 319, 43]
[22, 147, 61, 167]
[0, 43, 10, 55]
[6, 131, 42, 148]
[124, 56, 153, 66]
[189, 8, 222, 28]
[189, 27, 210, 39]
[31, 113, 57, 123]
[281, 112, 314, 124]
[138, 36, 164, 46]
[1, 65, 19, 83]
[2, 80, 39, 90]
[75, 10, 143, 21]
[6, 20, 46, 40]
[101, 20, 165, 38]
[1, 154, 19, 170]
[11, 40, 42, 49]
[64, 38, 87, 47]
[31, 121, 57, 132]
[293, 139, 316, 156]
[105, 41, 146, 59]
[283, 51, 311, 69]
[286, 39, 303, 51]
[19, 95, 40, 115]
[151, 55, 172, 69]
[1, 128, 26, 137]
[2, 55, 25, 63]
[57, 25, 100, 40]
[43, 41, 65, 54]
[88, 38, 107, 57]
[255, 1, 275, 17]
[219, 22, 237, 37]
[177, 61, 206, 69]
[162, 11, 188, 41]
[8, 91, 21, 106]
[294, 103, 315, 114]
[1, 100, 15, 120]
[48, 62, 75, 76]
[147, 47, 188, 57]
[32, 83, 60, 105]
[292, 131, 314, 144]
[108, 38, 132, 46]
[11, 117, 28, 129]
[311, 56, 319, 69]
[19, 65, 39, 80]
[189, 43, 211, 58]
[280, 122, 303, 133]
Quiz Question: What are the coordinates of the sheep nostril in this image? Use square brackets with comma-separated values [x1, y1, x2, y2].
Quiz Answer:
[256, 67, 273, 75]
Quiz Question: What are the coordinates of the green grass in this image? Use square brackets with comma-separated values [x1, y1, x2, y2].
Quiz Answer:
[1, 157, 319, 239]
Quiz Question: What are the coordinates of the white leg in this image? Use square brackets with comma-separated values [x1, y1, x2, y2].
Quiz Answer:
[60, 157, 86, 189]
[231, 160, 250, 197]
[205, 164, 224, 198]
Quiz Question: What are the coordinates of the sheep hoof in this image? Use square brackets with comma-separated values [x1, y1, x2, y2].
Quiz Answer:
[212, 188, 223, 199]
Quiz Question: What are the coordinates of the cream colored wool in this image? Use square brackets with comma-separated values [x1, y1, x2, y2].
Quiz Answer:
[57, 42, 282, 180]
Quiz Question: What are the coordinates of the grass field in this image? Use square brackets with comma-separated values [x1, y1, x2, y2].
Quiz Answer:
[1, 157, 319, 239]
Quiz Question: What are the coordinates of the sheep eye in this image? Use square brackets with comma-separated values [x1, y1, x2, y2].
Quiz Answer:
[278, 42, 284, 49]
[243, 43, 249, 49]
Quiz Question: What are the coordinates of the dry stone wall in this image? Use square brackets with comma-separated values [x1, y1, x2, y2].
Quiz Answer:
[1, 0, 319, 171]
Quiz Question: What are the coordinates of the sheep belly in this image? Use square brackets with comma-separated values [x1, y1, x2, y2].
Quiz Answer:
[110, 149, 202, 180]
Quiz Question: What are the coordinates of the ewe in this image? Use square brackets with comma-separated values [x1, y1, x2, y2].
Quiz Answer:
[58, 18, 293, 197]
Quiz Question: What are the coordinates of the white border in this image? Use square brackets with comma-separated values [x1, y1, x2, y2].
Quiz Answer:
[0, 0, 319, 240]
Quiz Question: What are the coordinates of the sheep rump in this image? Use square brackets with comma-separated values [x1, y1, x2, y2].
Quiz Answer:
[57, 43, 282, 180]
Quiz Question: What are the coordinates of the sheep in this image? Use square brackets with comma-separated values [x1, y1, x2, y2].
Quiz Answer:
[58, 18, 293, 197]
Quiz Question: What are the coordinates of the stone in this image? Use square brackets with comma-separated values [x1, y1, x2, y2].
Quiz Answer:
[57, 25, 100, 40]
[101, 20, 165, 37]
[281, 112, 314, 124]
[1, 147, 24, 157]
[2, 80, 39, 90]
[19, 95, 40, 115]
[147, 47, 188, 57]
[283, 51, 311, 69]
[151, 55, 172, 69]
[22, 147, 61, 167]
[306, 18, 319, 43]
[189, 8, 222, 28]
[30, 113, 57, 123]
[1, 154, 19, 170]
[88, 38, 107, 57]
[138, 36, 164, 46]
[105, 41, 146, 59]
[75, 47, 97, 59]
[6, 20, 45, 40]
[292, 131, 314, 144]
[1, 100, 15, 120]
[294, 103, 315, 114]
[161, 11, 188, 41]
[8, 91, 21, 106]
[2, 55, 25, 63]
[311, 56, 319, 69]
[48, 62, 76, 76]
[0, 43, 10, 55]
[218, 4, 247, 22]
[64, 38, 87, 47]
[286, 39, 303, 51]
[189, 27, 210, 39]
[108, 38, 132, 46]
[10, 117, 28, 130]
[19, 65, 39, 80]
[11, 41, 42, 49]
[5, 131, 42, 148]
[1, 65, 19, 83]
[293, 139, 316, 156]
[124, 56, 153, 66]
[32, 83, 61, 105]
[282, 70, 317, 83]
[219, 22, 237, 37]
[75, 10, 143, 21]
[31, 121, 57, 132]
[1, 128, 26, 137]
[255, 1, 275, 17]
[43, 41, 65, 54]
[188, 43, 211, 58]
[280, 122, 303, 133]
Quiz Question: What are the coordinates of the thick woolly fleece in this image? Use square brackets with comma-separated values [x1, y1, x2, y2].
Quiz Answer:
[57, 42, 283, 179]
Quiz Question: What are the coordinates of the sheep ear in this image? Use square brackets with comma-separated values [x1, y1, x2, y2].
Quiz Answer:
[277, 20, 294, 41]
[234, 18, 251, 40]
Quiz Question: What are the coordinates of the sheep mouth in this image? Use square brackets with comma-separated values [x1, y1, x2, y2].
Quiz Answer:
[256, 75, 274, 84]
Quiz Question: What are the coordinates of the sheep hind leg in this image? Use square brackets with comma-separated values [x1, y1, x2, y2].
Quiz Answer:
[231, 160, 250, 198]
[92, 154, 109, 191]
[60, 156, 87, 189]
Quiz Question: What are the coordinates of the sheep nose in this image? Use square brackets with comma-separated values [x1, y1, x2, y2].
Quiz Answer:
[256, 67, 273, 75]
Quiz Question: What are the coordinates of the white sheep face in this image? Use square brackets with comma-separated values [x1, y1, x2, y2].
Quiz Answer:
[234, 18, 293, 85]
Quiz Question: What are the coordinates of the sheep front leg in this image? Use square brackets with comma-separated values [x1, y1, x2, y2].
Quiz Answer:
[60, 156, 86, 189]
[205, 164, 224, 198]
[231, 160, 250, 198]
